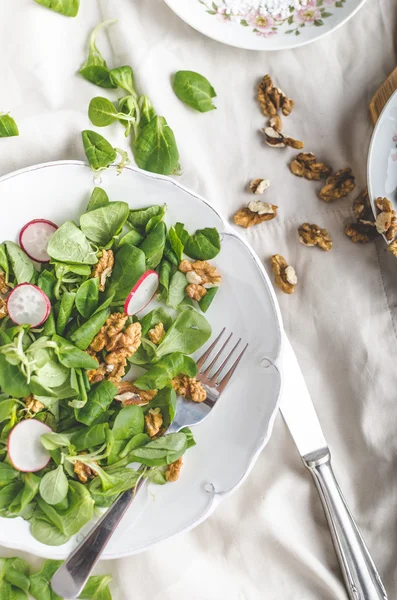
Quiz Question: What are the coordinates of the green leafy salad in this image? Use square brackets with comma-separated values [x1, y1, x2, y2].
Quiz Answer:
[0, 186, 222, 546]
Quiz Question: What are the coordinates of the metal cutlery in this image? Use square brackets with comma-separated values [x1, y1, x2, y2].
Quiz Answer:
[52, 328, 248, 598]
[280, 335, 388, 600]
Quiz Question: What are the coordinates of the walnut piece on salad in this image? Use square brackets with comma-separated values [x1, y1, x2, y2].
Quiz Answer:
[74, 458, 97, 484]
[91, 248, 114, 292]
[145, 407, 163, 438]
[115, 381, 157, 406]
[179, 260, 221, 287]
[257, 75, 294, 118]
[270, 254, 297, 295]
[88, 316, 142, 383]
[165, 457, 183, 482]
[290, 152, 332, 181]
[171, 375, 207, 403]
[148, 322, 165, 345]
[233, 202, 278, 229]
[24, 394, 44, 414]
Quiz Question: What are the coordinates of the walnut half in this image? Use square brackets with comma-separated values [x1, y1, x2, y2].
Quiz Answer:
[171, 375, 207, 403]
[233, 202, 278, 229]
[298, 223, 332, 251]
[257, 75, 294, 118]
[262, 127, 304, 150]
[270, 254, 297, 295]
[290, 152, 331, 181]
[318, 168, 355, 202]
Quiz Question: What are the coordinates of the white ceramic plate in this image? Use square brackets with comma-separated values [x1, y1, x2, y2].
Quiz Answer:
[164, 0, 367, 51]
[368, 89, 397, 226]
[0, 161, 283, 559]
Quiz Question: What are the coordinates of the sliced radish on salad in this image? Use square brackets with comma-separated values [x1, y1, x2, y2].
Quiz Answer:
[7, 283, 51, 327]
[7, 420, 52, 472]
[19, 219, 58, 263]
[124, 270, 159, 316]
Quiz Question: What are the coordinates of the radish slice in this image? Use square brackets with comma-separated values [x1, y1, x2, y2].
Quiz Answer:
[19, 219, 58, 263]
[7, 283, 51, 327]
[7, 420, 52, 472]
[124, 270, 159, 316]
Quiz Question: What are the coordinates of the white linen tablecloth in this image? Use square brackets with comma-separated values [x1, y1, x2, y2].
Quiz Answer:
[1, 0, 396, 598]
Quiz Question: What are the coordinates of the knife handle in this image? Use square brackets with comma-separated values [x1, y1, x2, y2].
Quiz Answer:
[303, 448, 387, 600]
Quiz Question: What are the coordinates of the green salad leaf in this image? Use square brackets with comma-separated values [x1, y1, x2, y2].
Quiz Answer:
[76, 380, 117, 426]
[34, 0, 79, 17]
[75, 277, 99, 319]
[47, 221, 97, 265]
[88, 97, 138, 129]
[175, 223, 220, 260]
[139, 221, 166, 269]
[172, 70, 216, 113]
[129, 432, 187, 467]
[106, 244, 146, 303]
[133, 116, 179, 175]
[87, 186, 110, 211]
[139, 95, 156, 128]
[39, 466, 68, 506]
[5, 241, 35, 284]
[81, 130, 116, 172]
[156, 307, 211, 357]
[109, 66, 135, 95]
[128, 205, 165, 233]
[80, 201, 129, 246]
[79, 20, 117, 87]
[0, 114, 19, 137]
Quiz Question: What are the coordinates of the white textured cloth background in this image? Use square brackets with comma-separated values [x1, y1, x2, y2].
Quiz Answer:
[1, 0, 396, 598]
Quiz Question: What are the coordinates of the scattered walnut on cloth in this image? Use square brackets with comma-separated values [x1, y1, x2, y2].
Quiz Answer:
[290, 152, 332, 181]
[257, 75, 294, 117]
[344, 222, 378, 244]
[249, 178, 270, 194]
[298, 223, 332, 251]
[270, 254, 297, 294]
[263, 126, 304, 150]
[233, 201, 278, 228]
[318, 168, 355, 202]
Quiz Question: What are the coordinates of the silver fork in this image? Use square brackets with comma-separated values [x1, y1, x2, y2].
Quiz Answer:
[52, 329, 248, 599]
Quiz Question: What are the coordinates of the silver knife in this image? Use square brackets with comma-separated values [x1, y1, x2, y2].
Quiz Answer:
[280, 335, 388, 600]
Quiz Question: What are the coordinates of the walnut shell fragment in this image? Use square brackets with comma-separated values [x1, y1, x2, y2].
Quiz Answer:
[318, 168, 355, 202]
[263, 127, 304, 150]
[298, 223, 332, 251]
[270, 254, 297, 294]
[375, 197, 397, 241]
[257, 75, 294, 117]
[290, 152, 332, 181]
[344, 222, 377, 243]
[233, 202, 278, 229]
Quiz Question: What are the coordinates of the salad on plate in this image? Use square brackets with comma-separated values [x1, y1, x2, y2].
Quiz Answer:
[0, 186, 222, 546]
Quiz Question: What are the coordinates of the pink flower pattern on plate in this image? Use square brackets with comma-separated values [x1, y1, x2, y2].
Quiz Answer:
[200, 0, 347, 37]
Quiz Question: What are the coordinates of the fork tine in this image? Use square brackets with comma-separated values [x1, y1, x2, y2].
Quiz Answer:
[208, 337, 241, 384]
[216, 343, 248, 393]
[200, 332, 234, 377]
[196, 328, 226, 371]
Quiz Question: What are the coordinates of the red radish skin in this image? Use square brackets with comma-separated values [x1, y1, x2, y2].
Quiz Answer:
[7, 420, 52, 472]
[124, 270, 159, 316]
[7, 283, 51, 327]
[19, 219, 58, 263]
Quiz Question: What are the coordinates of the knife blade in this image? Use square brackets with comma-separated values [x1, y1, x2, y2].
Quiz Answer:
[279, 333, 388, 600]
[280, 336, 327, 458]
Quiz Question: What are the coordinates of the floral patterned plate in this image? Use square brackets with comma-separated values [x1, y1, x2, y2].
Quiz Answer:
[367, 89, 397, 232]
[164, 0, 367, 50]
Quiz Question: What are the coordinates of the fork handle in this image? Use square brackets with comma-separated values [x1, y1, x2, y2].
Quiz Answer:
[303, 449, 387, 600]
[51, 479, 146, 599]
